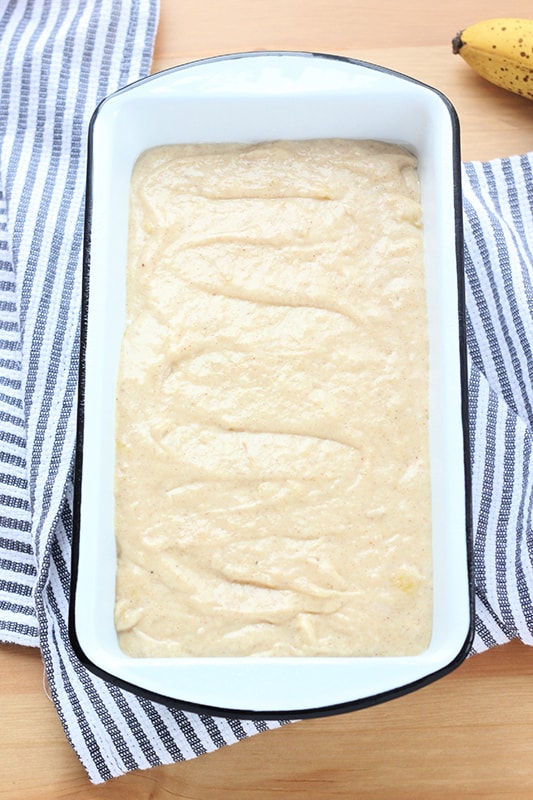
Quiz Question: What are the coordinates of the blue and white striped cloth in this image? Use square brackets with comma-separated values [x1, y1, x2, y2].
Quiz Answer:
[464, 158, 533, 651]
[0, 0, 531, 784]
[0, 0, 284, 783]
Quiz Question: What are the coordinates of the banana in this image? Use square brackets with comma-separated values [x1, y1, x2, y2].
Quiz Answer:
[452, 18, 533, 99]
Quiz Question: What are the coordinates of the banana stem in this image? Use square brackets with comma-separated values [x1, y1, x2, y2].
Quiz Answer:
[452, 32, 464, 54]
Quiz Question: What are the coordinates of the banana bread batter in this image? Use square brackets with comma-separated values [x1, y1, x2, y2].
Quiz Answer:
[114, 139, 432, 657]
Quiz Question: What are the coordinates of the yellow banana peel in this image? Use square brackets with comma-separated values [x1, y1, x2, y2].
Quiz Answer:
[452, 17, 533, 99]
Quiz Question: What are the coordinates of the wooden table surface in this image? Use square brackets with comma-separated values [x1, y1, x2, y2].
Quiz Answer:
[3, 1, 533, 798]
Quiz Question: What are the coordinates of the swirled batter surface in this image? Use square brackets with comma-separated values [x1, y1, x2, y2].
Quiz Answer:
[114, 139, 432, 657]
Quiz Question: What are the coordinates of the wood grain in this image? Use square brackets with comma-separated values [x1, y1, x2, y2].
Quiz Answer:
[2, 640, 533, 799]
[3, 0, 533, 797]
[153, 0, 533, 57]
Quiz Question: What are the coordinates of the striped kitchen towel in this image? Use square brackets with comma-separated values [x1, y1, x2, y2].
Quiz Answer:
[463, 157, 533, 653]
[0, 0, 285, 784]
[0, 0, 532, 783]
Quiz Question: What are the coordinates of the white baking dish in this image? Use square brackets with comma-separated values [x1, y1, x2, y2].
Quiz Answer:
[70, 51, 473, 718]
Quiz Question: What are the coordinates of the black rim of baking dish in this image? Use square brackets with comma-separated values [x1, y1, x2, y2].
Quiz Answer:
[70, 50, 474, 721]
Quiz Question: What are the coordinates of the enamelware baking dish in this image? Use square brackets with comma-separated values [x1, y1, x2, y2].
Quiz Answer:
[70, 51, 473, 718]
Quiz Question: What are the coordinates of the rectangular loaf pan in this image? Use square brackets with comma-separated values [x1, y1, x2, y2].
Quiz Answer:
[70, 51, 473, 719]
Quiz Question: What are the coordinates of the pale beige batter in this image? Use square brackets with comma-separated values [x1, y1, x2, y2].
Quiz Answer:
[114, 138, 432, 658]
